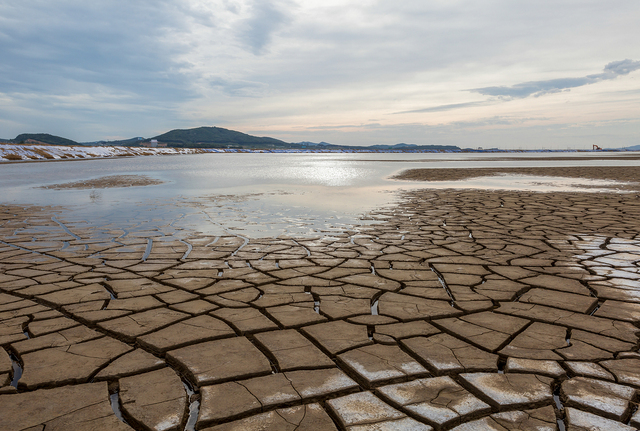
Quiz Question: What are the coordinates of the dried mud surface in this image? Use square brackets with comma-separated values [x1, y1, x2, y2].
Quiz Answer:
[2, 188, 640, 430]
[39, 175, 164, 190]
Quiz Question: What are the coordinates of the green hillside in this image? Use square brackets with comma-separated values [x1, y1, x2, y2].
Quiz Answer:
[151, 126, 290, 149]
[13, 133, 78, 146]
[7, 127, 463, 152]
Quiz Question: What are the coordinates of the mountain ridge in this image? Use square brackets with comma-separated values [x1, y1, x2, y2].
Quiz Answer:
[149, 126, 289, 149]
[12, 133, 78, 146]
[4, 126, 638, 151]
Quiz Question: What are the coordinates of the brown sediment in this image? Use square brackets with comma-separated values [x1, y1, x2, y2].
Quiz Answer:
[38, 175, 164, 190]
[392, 165, 640, 188]
[3, 175, 640, 429]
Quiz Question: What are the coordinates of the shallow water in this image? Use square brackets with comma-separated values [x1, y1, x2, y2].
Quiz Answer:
[1, 152, 639, 238]
[422, 174, 633, 193]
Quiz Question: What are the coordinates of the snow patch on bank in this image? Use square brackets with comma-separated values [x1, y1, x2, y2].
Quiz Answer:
[0, 143, 225, 161]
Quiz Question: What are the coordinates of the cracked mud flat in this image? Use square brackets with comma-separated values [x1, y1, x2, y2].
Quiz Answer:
[4, 185, 640, 430]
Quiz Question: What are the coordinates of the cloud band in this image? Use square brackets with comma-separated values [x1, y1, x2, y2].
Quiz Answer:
[470, 59, 640, 98]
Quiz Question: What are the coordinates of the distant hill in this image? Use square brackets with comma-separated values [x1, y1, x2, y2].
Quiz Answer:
[13, 133, 78, 146]
[5, 127, 463, 152]
[620, 144, 640, 151]
[151, 126, 290, 149]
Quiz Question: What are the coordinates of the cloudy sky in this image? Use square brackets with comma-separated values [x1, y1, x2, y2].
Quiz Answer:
[1, 0, 639, 148]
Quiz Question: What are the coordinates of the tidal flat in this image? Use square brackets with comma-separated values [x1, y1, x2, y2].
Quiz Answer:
[2, 153, 640, 430]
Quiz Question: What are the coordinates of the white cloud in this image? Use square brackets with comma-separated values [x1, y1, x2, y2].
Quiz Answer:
[0, 0, 639, 148]
[470, 60, 640, 98]
[237, 1, 291, 55]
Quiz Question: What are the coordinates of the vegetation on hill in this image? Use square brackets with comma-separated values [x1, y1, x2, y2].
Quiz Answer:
[6, 127, 464, 151]
[151, 126, 290, 149]
[13, 133, 78, 146]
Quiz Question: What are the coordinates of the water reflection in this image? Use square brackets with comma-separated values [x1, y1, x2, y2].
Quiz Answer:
[422, 174, 633, 193]
[1, 153, 638, 239]
[66, 190, 396, 240]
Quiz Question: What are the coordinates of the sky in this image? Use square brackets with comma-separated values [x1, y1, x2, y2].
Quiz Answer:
[1, 0, 639, 149]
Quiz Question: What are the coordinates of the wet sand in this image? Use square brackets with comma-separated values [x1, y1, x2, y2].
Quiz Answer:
[2, 179, 640, 429]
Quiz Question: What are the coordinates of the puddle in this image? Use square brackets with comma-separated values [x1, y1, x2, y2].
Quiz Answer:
[553, 383, 567, 431]
[109, 391, 128, 424]
[184, 399, 200, 431]
[572, 235, 640, 302]
[102, 284, 117, 300]
[370, 299, 379, 316]
[422, 174, 634, 193]
[230, 236, 249, 256]
[51, 216, 81, 240]
[4, 190, 392, 243]
[3, 153, 640, 241]
[142, 239, 153, 261]
[179, 240, 193, 260]
[9, 353, 23, 388]
[181, 379, 200, 431]
[291, 239, 311, 257]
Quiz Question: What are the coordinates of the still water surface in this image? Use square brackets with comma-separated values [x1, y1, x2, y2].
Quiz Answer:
[1, 152, 638, 238]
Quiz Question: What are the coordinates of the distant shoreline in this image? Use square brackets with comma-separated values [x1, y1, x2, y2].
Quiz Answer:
[2, 142, 639, 164]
